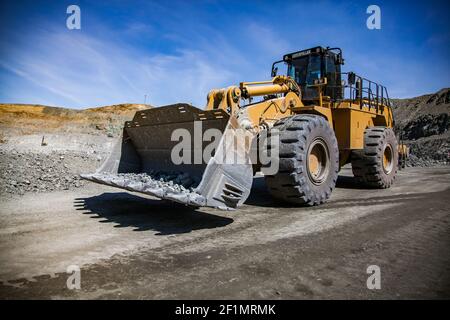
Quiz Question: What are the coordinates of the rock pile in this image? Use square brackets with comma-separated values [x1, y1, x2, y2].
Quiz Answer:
[400, 114, 449, 140]
[0, 150, 102, 196]
[392, 88, 450, 167]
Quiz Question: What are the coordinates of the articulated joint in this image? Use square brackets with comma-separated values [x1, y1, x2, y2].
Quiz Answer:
[206, 86, 241, 114]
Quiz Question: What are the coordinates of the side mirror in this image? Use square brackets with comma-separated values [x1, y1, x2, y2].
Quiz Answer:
[335, 54, 344, 65]
[348, 72, 356, 85]
[271, 67, 278, 77]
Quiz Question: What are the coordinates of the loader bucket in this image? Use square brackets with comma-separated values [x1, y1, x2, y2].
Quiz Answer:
[81, 103, 254, 210]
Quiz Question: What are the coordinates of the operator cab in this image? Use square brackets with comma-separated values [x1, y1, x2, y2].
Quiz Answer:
[272, 46, 344, 103]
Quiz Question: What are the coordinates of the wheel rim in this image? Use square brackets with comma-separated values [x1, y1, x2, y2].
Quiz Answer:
[383, 144, 394, 174]
[307, 138, 330, 185]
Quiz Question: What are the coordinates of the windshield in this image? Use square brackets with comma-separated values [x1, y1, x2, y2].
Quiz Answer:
[287, 54, 322, 86]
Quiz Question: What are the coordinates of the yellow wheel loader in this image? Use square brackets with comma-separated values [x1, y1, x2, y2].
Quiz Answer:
[82, 46, 403, 210]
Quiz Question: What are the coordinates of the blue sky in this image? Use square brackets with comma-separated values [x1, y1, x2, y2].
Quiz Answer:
[0, 0, 449, 108]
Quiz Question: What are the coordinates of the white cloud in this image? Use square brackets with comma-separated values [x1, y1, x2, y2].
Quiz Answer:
[0, 26, 239, 108]
[244, 22, 291, 57]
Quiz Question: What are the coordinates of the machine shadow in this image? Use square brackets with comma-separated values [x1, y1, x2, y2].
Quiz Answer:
[245, 174, 395, 208]
[244, 177, 300, 208]
[335, 174, 365, 189]
[247, 176, 450, 210]
[74, 192, 233, 235]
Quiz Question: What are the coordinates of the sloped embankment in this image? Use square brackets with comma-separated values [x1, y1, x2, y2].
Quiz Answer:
[0, 103, 150, 137]
[391, 88, 450, 166]
[0, 103, 151, 196]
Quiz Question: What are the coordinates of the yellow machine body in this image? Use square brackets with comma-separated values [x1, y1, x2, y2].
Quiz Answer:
[206, 75, 395, 167]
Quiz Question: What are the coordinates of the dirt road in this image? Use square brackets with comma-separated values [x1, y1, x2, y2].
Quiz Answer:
[0, 167, 449, 299]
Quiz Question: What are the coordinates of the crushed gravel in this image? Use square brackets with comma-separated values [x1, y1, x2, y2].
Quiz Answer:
[83, 171, 205, 206]
[0, 149, 103, 196]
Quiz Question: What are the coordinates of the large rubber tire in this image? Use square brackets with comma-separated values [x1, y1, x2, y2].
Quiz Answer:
[264, 114, 339, 206]
[351, 127, 398, 188]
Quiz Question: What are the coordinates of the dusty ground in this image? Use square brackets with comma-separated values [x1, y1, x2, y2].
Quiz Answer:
[0, 166, 449, 299]
[0, 96, 449, 299]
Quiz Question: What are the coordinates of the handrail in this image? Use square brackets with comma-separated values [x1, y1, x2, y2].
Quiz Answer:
[326, 72, 392, 110]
